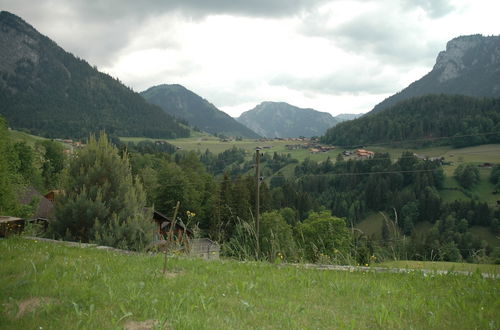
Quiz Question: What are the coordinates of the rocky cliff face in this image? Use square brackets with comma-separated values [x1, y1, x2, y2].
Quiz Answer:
[0, 12, 40, 75]
[434, 35, 500, 83]
[370, 34, 500, 114]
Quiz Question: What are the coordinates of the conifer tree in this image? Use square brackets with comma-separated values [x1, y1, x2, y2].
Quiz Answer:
[52, 133, 154, 250]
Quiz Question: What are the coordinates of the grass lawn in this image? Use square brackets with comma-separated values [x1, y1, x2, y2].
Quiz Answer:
[9, 130, 47, 146]
[1, 237, 499, 329]
[378, 260, 500, 275]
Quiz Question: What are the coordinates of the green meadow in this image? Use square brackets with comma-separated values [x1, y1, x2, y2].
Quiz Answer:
[1, 237, 499, 329]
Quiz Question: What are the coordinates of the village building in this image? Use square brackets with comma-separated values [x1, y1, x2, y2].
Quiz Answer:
[356, 149, 375, 158]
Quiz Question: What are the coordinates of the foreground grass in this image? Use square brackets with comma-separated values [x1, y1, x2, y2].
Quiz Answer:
[378, 260, 500, 275]
[1, 238, 499, 329]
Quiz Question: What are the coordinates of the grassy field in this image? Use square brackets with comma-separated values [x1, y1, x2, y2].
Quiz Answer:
[1, 237, 499, 329]
[121, 135, 342, 162]
[121, 136, 500, 167]
[9, 129, 47, 146]
[378, 260, 500, 275]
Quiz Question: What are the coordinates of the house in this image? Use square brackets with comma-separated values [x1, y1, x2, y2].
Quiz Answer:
[151, 210, 193, 244]
[44, 190, 62, 203]
[20, 187, 54, 220]
[356, 149, 374, 158]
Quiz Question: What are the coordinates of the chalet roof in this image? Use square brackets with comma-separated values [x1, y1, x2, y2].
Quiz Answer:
[19, 187, 54, 220]
[152, 210, 193, 235]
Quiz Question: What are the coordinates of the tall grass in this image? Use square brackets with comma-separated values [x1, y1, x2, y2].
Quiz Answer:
[1, 237, 499, 329]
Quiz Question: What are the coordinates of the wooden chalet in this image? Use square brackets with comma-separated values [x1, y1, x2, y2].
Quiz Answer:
[43, 190, 63, 203]
[20, 187, 54, 219]
[152, 210, 193, 244]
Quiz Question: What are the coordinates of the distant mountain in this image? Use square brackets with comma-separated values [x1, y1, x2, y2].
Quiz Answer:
[322, 94, 500, 148]
[0, 11, 189, 139]
[236, 102, 342, 138]
[371, 34, 500, 113]
[141, 84, 260, 138]
[334, 113, 363, 121]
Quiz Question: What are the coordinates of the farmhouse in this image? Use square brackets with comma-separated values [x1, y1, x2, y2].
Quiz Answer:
[356, 149, 374, 158]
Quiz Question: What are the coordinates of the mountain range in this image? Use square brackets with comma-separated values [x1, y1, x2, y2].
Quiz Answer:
[0, 11, 189, 139]
[141, 84, 260, 138]
[237, 102, 356, 138]
[370, 34, 500, 113]
[322, 34, 500, 147]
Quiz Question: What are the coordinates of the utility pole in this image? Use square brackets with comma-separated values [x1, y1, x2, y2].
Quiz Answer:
[255, 147, 261, 259]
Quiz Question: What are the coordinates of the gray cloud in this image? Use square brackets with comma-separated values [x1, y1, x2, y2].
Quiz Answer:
[300, 4, 443, 67]
[333, 18, 440, 65]
[1, 0, 328, 67]
[402, 0, 455, 18]
[270, 69, 397, 96]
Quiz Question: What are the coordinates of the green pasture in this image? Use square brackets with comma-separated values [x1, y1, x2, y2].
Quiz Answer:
[378, 260, 500, 275]
[1, 237, 499, 329]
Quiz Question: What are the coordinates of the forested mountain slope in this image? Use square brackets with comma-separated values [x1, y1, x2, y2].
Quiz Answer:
[0, 11, 189, 139]
[321, 94, 500, 147]
[141, 84, 260, 138]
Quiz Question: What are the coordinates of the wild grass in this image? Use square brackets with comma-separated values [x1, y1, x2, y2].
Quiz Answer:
[378, 260, 500, 275]
[1, 237, 499, 329]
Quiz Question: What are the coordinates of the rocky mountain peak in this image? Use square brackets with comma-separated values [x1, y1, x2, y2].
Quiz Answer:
[0, 11, 41, 75]
[433, 34, 500, 82]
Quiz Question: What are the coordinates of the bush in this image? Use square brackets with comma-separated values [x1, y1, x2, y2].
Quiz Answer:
[296, 211, 351, 263]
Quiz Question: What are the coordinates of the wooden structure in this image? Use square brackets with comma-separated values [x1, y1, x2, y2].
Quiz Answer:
[189, 238, 220, 260]
[43, 190, 62, 203]
[152, 210, 193, 244]
[0, 216, 23, 237]
[20, 187, 54, 220]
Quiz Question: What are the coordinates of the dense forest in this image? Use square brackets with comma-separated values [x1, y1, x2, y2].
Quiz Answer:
[322, 95, 500, 148]
[0, 11, 190, 139]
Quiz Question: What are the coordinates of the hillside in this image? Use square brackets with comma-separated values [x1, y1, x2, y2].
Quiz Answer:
[237, 102, 340, 138]
[141, 84, 260, 138]
[0, 11, 189, 139]
[322, 94, 500, 147]
[371, 34, 500, 114]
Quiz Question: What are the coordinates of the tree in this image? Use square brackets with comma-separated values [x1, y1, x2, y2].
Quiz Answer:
[296, 211, 351, 262]
[454, 164, 480, 189]
[0, 116, 18, 215]
[52, 133, 154, 251]
[259, 210, 296, 261]
[490, 164, 500, 189]
[37, 140, 65, 189]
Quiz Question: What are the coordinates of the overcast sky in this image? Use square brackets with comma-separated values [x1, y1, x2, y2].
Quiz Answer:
[1, 0, 499, 116]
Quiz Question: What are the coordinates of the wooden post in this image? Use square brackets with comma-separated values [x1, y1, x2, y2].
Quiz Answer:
[255, 148, 261, 259]
[163, 201, 180, 274]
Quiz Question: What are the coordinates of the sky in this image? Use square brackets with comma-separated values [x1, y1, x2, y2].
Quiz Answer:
[1, 0, 499, 117]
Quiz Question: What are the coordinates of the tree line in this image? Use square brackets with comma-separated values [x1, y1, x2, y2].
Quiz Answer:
[321, 95, 500, 148]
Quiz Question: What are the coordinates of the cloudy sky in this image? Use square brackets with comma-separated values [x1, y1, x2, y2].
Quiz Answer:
[1, 0, 499, 116]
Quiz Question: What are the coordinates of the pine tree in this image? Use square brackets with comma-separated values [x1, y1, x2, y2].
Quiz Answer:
[52, 133, 154, 250]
